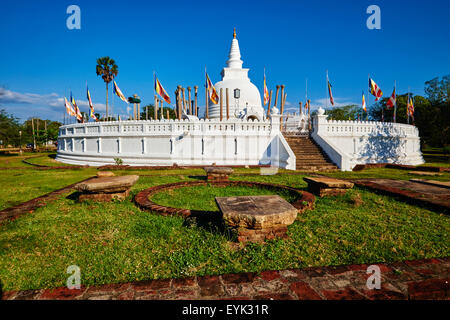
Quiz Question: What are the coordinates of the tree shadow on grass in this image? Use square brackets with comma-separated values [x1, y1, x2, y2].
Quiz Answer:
[183, 210, 237, 241]
[187, 175, 207, 181]
[66, 191, 82, 201]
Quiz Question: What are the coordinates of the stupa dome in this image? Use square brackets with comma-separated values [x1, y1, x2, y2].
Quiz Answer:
[208, 29, 265, 120]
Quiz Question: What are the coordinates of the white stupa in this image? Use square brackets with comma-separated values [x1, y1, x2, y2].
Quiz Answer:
[208, 29, 265, 120]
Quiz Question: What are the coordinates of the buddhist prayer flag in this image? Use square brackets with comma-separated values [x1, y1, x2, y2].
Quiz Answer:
[328, 81, 334, 106]
[113, 81, 128, 103]
[386, 88, 396, 109]
[369, 78, 383, 101]
[206, 72, 219, 104]
[154, 76, 171, 104]
[263, 71, 269, 105]
[362, 92, 367, 112]
[64, 97, 76, 116]
[70, 92, 83, 122]
[86, 86, 98, 121]
[407, 96, 415, 116]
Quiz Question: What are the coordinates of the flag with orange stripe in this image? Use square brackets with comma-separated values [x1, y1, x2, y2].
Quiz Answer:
[206, 72, 219, 104]
[154, 76, 171, 104]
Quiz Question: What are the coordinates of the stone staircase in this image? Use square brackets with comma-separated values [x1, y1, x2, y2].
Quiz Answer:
[284, 135, 338, 171]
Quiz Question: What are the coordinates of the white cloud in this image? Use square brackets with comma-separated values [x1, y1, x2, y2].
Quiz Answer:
[0, 88, 108, 121]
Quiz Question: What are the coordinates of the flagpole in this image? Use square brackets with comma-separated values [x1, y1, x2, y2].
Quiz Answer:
[393, 80, 397, 123]
[407, 86, 410, 124]
[326, 70, 328, 110]
[367, 74, 370, 121]
[305, 78, 308, 117]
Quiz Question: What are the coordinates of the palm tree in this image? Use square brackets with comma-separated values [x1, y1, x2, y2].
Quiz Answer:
[96, 57, 118, 119]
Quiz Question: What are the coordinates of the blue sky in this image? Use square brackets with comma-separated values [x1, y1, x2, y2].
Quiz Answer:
[0, 0, 449, 122]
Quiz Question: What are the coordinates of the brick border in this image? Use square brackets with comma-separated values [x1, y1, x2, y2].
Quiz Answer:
[353, 179, 449, 212]
[0, 177, 95, 224]
[2, 257, 448, 300]
[134, 180, 315, 218]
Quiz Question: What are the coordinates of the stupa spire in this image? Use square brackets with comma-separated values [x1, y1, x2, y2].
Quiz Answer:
[226, 28, 243, 69]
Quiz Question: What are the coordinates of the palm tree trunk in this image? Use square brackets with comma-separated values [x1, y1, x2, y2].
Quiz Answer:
[106, 82, 109, 120]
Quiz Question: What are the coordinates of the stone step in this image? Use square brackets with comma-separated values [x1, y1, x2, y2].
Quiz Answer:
[285, 136, 338, 172]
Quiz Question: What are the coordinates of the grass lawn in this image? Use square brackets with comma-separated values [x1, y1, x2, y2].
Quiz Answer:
[0, 168, 97, 210]
[150, 184, 301, 211]
[0, 152, 38, 168]
[0, 172, 448, 292]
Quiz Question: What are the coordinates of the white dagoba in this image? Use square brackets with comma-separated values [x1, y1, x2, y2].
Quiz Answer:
[208, 29, 265, 120]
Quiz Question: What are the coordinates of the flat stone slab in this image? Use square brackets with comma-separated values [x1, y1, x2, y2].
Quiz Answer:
[79, 189, 130, 202]
[408, 171, 442, 176]
[303, 176, 354, 189]
[216, 195, 298, 229]
[354, 179, 450, 210]
[204, 167, 234, 175]
[75, 175, 139, 193]
[410, 179, 450, 189]
[96, 171, 115, 178]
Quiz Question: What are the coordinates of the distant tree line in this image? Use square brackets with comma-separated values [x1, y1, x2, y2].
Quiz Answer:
[0, 110, 60, 148]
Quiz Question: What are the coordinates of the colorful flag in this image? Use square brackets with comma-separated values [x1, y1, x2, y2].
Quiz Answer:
[154, 76, 171, 104]
[328, 81, 334, 106]
[86, 86, 98, 121]
[64, 97, 76, 116]
[206, 72, 219, 104]
[386, 88, 396, 109]
[70, 92, 83, 121]
[113, 81, 128, 103]
[407, 96, 415, 116]
[263, 72, 269, 105]
[369, 78, 383, 101]
[362, 92, 367, 112]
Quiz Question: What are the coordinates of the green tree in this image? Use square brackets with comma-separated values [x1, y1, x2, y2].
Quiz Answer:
[324, 105, 363, 120]
[96, 57, 118, 120]
[141, 104, 177, 120]
[424, 75, 449, 103]
[0, 109, 21, 147]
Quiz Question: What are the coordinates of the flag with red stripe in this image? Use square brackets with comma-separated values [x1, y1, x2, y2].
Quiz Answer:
[70, 92, 83, 121]
[369, 78, 383, 101]
[362, 91, 367, 112]
[263, 73, 269, 105]
[386, 88, 396, 109]
[86, 86, 98, 121]
[65, 97, 76, 116]
[113, 81, 129, 103]
[206, 72, 219, 104]
[328, 81, 334, 106]
[154, 76, 171, 104]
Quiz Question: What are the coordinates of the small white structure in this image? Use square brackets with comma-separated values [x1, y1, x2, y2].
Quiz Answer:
[56, 31, 424, 171]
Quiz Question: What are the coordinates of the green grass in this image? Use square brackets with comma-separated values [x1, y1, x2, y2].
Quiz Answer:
[0, 152, 37, 168]
[150, 184, 301, 211]
[0, 168, 96, 210]
[0, 173, 448, 292]
[0, 152, 449, 292]
[323, 167, 450, 181]
[23, 154, 75, 167]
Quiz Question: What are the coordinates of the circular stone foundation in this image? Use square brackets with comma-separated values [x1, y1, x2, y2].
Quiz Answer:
[134, 181, 315, 217]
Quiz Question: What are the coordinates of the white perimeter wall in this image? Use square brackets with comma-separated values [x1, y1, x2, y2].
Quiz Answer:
[311, 113, 424, 171]
[56, 115, 296, 170]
